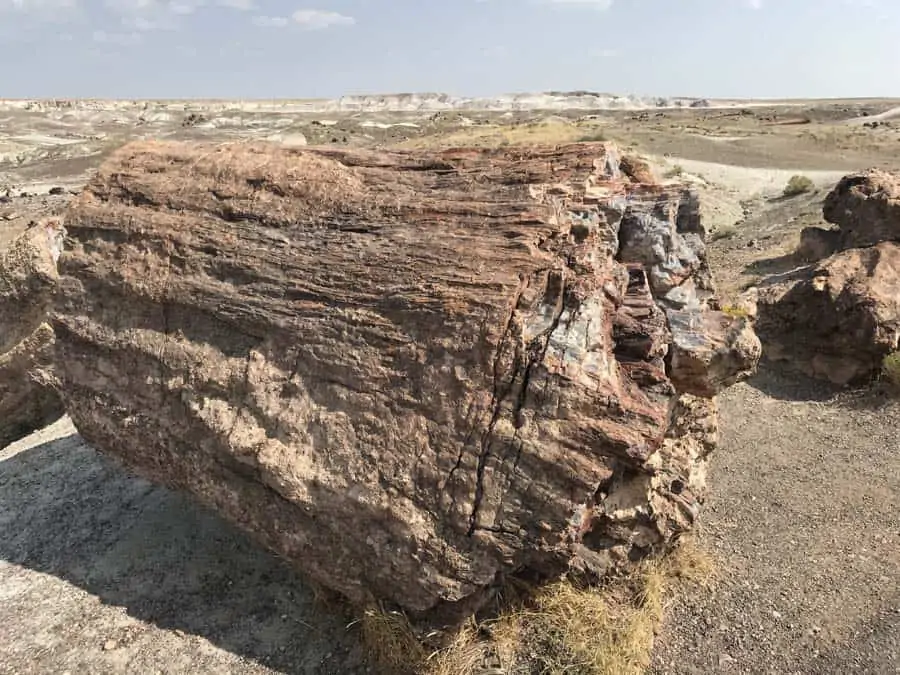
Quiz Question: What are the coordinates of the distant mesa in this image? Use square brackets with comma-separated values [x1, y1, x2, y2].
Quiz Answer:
[0, 92, 721, 114]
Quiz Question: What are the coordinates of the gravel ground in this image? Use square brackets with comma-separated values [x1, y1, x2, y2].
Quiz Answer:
[0, 418, 369, 675]
[651, 367, 900, 674]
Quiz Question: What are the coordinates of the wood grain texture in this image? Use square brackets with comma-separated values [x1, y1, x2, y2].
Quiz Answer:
[55, 140, 716, 616]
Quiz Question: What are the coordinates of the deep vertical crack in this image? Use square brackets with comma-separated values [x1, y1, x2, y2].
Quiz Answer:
[467, 270, 570, 536]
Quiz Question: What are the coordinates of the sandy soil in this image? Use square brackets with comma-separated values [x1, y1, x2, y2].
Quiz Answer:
[0, 418, 370, 675]
[652, 370, 900, 674]
[3, 97, 900, 674]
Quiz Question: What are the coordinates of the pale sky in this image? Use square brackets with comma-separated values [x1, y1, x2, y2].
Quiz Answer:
[1, 0, 897, 99]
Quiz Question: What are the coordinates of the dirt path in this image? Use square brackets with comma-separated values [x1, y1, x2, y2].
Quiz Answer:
[0, 418, 370, 675]
[651, 367, 900, 674]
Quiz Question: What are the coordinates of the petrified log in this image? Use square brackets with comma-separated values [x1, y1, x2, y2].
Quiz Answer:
[823, 169, 900, 250]
[54, 140, 751, 617]
[0, 219, 66, 448]
[757, 242, 900, 385]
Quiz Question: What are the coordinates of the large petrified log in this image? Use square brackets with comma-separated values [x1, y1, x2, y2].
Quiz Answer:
[54, 141, 757, 617]
[0, 219, 66, 448]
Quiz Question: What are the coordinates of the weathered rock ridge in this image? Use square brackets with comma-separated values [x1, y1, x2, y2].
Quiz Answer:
[0, 219, 66, 448]
[53, 140, 758, 617]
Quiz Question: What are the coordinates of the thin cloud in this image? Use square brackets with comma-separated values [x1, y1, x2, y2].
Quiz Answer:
[104, 0, 157, 12]
[542, 0, 613, 8]
[0, 0, 77, 7]
[252, 14, 287, 26]
[105, 0, 253, 17]
[168, 1, 198, 14]
[92, 28, 142, 44]
[291, 9, 355, 29]
[254, 8, 355, 30]
[0, 0, 78, 15]
[218, 0, 253, 9]
[97, 0, 251, 34]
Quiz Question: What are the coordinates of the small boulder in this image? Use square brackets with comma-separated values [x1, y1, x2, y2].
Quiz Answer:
[756, 242, 900, 385]
[619, 155, 656, 184]
[797, 226, 842, 262]
[823, 169, 900, 249]
[666, 309, 762, 397]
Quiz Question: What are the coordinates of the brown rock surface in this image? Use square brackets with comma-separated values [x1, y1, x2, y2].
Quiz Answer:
[823, 169, 900, 249]
[666, 309, 761, 398]
[797, 225, 841, 262]
[756, 242, 900, 385]
[0, 219, 66, 448]
[53, 140, 756, 617]
[619, 155, 656, 185]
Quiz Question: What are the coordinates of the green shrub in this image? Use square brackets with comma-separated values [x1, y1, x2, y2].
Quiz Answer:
[783, 174, 814, 197]
[881, 351, 900, 390]
[721, 304, 750, 319]
[664, 165, 684, 178]
[576, 130, 607, 143]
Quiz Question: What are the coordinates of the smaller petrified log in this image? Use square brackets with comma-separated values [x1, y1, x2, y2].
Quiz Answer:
[757, 242, 900, 384]
[823, 169, 900, 249]
[667, 310, 761, 398]
[0, 219, 66, 448]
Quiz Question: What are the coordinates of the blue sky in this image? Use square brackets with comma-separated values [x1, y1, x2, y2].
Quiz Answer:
[1, 0, 897, 99]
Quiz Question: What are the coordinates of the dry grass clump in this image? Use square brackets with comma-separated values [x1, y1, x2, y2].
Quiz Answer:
[357, 604, 428, 675]
[664, 164, 685, 179]
[721, 304, 751, 320]
[783, 174, 814, 197]
[880, 351, 900, 392]
[360, 539, 717, 675]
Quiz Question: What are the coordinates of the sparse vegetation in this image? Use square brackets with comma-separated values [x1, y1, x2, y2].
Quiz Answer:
[400, 119, 593, 149]
[421, 539, 715, 675]
[881, 351, 900, 391]
[664, 164, 685, 178]
[577, 130, 608, 143]
[783, 174, 814, 197]
[721, 303, 751, 319]
[358, 604, 428, 675]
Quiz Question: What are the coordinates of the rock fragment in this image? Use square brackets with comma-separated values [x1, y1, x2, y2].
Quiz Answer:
[0, 219, 66, 448]
[823, 169, 900, 249]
